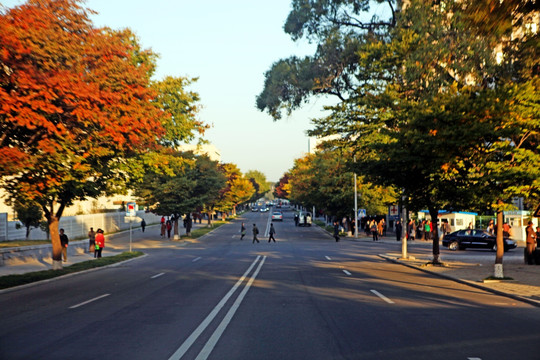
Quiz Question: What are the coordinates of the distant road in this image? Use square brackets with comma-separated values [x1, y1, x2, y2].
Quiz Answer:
[1, 208, 539, 360]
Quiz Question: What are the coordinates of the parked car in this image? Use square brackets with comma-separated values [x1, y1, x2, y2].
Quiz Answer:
[298, 212, 312, 226]
[271, 211, 283, 221]
[442, 229, 517, 252]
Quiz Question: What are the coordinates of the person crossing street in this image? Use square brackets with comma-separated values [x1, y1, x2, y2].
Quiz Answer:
[252, 224, 260, 243]
[268, 223, 276, 243]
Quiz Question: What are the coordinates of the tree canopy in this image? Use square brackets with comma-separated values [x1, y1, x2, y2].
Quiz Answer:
[258, 0, 539, 269]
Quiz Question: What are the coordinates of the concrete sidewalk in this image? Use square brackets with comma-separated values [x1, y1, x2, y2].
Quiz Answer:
[0, 221, 208, 277]
[380, 251, 540, 307]
[341, 232, 540, 307]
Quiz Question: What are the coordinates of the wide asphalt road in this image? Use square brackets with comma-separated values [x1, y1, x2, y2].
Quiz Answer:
[1, 207, 539, 360]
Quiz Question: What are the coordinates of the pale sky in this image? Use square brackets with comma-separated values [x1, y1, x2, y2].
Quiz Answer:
[3, 0, 336, 182]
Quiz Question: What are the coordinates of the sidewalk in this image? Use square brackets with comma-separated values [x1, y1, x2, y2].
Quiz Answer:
[369, 236, 540, 307]
[0, 221, 208, 277]
[380, 250, 540, 307]
[334, 231, 540, 307]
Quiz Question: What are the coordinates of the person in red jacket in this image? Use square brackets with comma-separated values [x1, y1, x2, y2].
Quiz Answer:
[94, 229, 105, 258]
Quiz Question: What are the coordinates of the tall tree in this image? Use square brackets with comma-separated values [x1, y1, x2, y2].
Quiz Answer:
[135, 152, 226, 237]
[0, 0, 164, 268]
[245, 170, 271, 200]
[287, 150, 397, 219]
[274, 173, 291, 199]
[14, 201, 44, 240]
[215, 164, 255, 217]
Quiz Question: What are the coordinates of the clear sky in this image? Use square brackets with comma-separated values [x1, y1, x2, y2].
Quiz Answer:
[3, 0, 335, 182]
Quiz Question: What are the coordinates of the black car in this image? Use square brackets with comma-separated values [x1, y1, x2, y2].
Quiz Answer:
[442, 229, 517, 252]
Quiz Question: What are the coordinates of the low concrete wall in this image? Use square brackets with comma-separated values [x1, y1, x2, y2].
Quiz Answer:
[0, 240, 89, 267]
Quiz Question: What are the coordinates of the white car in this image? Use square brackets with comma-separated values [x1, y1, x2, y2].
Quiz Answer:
[271, 212, 283, 221]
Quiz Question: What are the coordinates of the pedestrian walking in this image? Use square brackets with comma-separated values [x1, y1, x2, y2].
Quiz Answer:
[268, 223, 276, 243]
[395, 220, 402, 241]
[88, 227, 96, 253]
[166, 220, 172, 239]
[95, 229, 105, 258]
[536, 226, 540, 248]
[333, 221, 340, 242]
[294, 214, 299, 226]
[59, 228, 69, 262]
[407, 219, 415, 241]
[424, 220, 431, 241]
[141, 219, 146, 232]
[240, 222, 246, 240]
[160, 221, 166, 238]
[252, 224, 260, 243]
[525, 221, 536, 265]
[370, 220, 378, 241]
[378, 219, 385, 237]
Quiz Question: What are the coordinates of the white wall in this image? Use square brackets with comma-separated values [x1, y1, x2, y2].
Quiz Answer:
[4, 211, 161, 241]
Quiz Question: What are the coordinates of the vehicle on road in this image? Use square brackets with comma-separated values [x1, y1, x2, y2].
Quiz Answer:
[251, 207, 259, 212]
[298, 212, 312, 226]
[271, 211, 283, 221]
[260, 207, 269, 212]
[442, 229, 517, 252]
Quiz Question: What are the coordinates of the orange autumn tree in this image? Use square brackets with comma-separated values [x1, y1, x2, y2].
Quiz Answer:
[0, 0, 164, 269]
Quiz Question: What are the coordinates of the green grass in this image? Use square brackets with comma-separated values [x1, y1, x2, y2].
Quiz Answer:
[0, 251, 143, 290]
[178, 221, 227, 239]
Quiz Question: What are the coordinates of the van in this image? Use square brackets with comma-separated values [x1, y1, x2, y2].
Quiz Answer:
[298, 212, 312, 227]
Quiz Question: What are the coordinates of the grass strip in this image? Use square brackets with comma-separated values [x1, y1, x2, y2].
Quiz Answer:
[0, 251, 143, 290]
[179, 221, 227, 239]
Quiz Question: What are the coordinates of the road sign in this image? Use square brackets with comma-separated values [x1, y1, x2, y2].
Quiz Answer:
[125, 202, 136, 217]
[389, 204, 399, 216]
[534, 203, 540, 218]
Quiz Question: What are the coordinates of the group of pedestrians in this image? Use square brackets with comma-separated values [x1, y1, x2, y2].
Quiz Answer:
[87, 227, 105, 258]
[240, 222, 277, 243]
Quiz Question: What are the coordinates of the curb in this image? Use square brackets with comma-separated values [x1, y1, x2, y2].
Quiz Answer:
[0, 253, 148, 295]
[378, 254, 540, 308]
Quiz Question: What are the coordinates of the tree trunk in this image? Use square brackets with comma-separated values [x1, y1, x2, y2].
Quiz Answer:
[25, 226, 31, 240]
[428, 207, 441, 264]
[494, 204, 505, 278]
[48, 215, 62, 270]
[173, 214, 180, 240]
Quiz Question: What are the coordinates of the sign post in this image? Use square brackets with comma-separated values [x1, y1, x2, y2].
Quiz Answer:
[125, 202, 137, 252]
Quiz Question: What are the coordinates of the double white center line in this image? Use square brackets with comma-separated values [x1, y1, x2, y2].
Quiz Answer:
[168, 255, 266, 360]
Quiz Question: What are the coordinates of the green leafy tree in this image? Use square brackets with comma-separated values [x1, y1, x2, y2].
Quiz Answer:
[135, 152, 226, 236]
[288, 150, 397, 220]
[245, 170, 271, 200]
[14, 201, 44, 240]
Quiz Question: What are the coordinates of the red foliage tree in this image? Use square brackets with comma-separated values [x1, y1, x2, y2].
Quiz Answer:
[0, 0, 164, 268]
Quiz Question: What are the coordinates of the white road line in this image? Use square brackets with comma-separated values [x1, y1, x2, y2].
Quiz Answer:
[192, 257, 202, 262]
[168, 256, 262, 360]
[342, 270, 352, 276]
[370, 290, 395, 304]
[151, 273, 165, 279]
[468, 358, 482, 360]
[325, 256, 332, 260]
[195, 256, 266, 360]
[69, 294, 110, 309]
